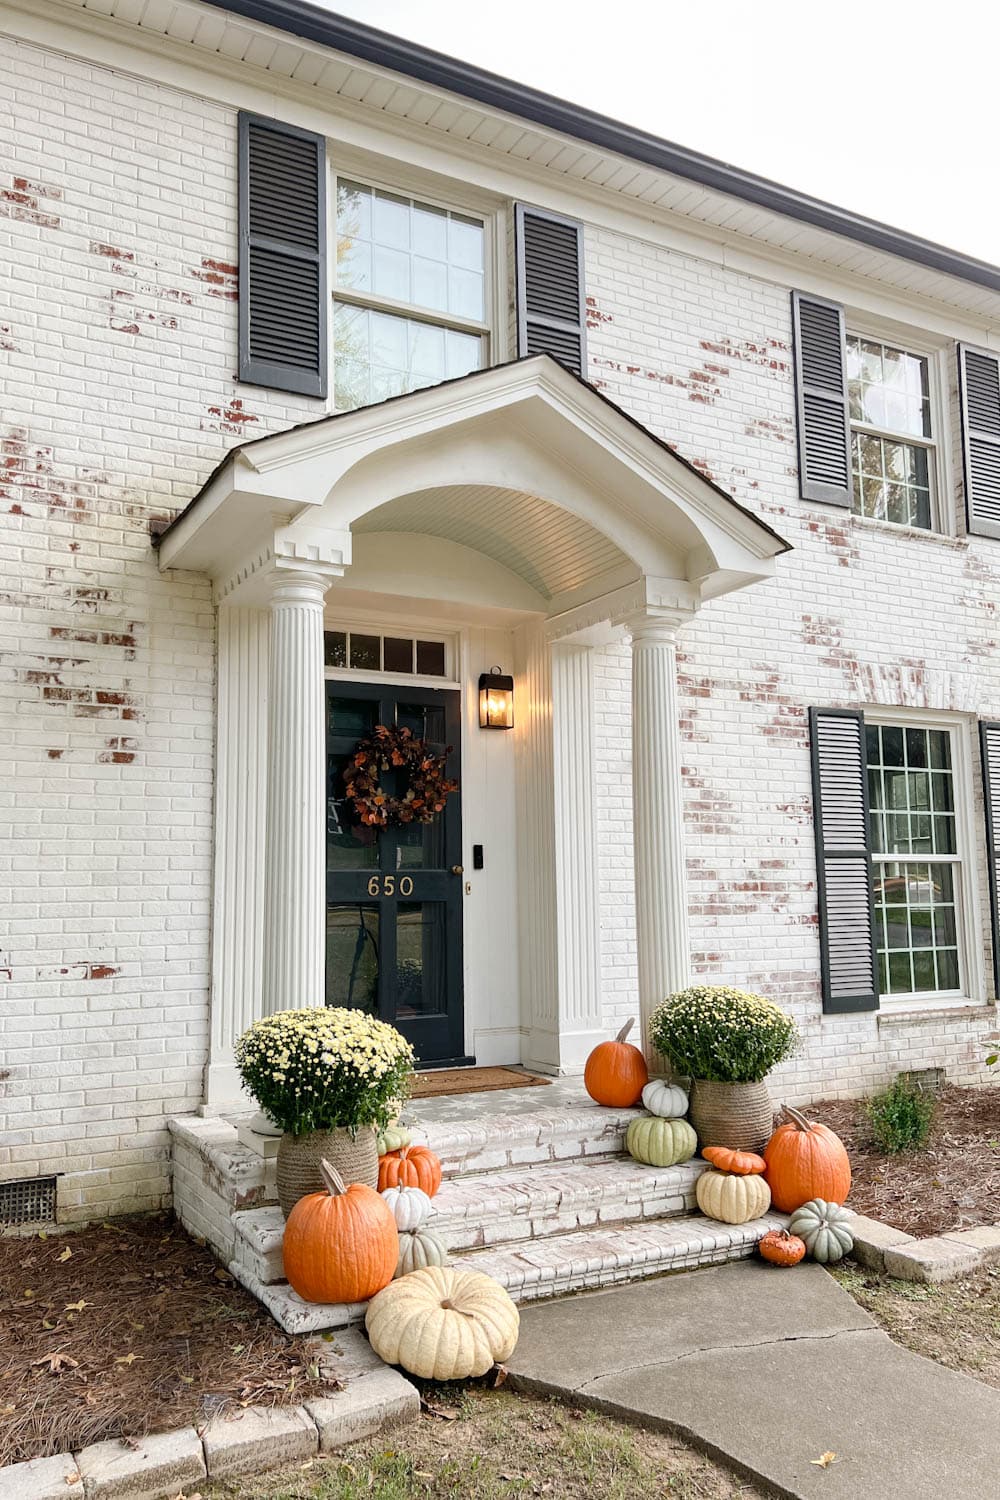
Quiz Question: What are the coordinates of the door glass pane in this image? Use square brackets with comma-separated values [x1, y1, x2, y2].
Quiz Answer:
[327, 905, 380, 1012]
[328, 694, 376, 740]
[395, 819, 445, 870]
[395, 902, 446, 1017]
[396, 701, 446, 741]
[327, 804, 378, 869]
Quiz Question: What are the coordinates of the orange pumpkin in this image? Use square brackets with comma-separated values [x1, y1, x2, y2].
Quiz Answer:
[764, 1104, 851, 1214]
[378, 1143, 443, 1198]
[758, 1228, 807, 1267]
[702, 1145, 767, 1176]
[283, 1159, 398, 1305]
[584, 1018, 649, 1108]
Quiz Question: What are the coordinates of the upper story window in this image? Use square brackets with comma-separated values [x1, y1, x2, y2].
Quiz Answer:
[847, 336, 935, 530]
[333, 180, 488, 411]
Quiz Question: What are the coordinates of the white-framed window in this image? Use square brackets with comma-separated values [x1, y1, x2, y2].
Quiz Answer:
[866, 716, 976, 1003]
[323, 626, 456, 683]
[333, 178, 489, 411]
[847, 334, 938, 530]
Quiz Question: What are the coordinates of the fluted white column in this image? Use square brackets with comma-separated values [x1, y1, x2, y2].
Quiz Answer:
[206, 606, 269, 1104]
[629, 613, 690, 1055]
[261, 567, 331, 1014]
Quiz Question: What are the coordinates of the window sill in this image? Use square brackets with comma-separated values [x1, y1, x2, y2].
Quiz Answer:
[847, 512, 965, 548]
[877, 999, 994, 1027]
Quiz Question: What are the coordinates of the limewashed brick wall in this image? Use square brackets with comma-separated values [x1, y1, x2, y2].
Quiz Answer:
[585, 227, 1000, 1101]
[2, 18, 998, 1227]
[0, 37, 330, 1221]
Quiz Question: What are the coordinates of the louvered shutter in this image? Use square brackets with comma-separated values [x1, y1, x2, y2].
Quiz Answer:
[809, 708, 879, 1013]
[980, 722, 1000, 998]
[238, 112, 327, 398]
[515, 204, 587, 377]
[791, 292, 852, 506]
[959, 346, 1000, 539]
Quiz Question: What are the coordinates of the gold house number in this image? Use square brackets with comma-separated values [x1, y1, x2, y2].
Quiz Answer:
[367, 875, 414, 897]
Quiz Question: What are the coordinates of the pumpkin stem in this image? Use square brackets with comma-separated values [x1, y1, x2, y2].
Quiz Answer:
[615, 1018, 635, 1045]
[781, 1104, 814, 1133]
[319, 1159, 348, 1197]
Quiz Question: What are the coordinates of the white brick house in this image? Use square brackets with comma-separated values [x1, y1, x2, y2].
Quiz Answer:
[2, 0, 999, 1226]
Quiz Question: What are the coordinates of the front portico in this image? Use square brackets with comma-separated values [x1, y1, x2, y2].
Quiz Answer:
[156, 356, 788, 1106]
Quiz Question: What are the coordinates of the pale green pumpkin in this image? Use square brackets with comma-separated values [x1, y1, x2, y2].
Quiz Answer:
[626, 1115, 697, 1168]
[788, 1198, 854, 1262]
[395, 1227, 450, 1277]
[377, 1125, 412, 1156]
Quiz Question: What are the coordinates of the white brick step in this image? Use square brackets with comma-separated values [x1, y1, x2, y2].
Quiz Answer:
[232, 1155, 704, 1285]
[228, 1212, 786, 1335]
[408, 1101, 645, 1178]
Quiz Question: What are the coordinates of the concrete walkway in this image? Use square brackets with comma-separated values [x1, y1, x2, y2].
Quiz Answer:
[506, 1260, 997, 1499]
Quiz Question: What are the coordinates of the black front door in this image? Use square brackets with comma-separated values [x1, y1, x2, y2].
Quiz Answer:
[325, 681, 467, 1067]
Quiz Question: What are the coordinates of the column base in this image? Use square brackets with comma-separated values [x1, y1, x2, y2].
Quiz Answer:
[524, 1024, 608, 1075]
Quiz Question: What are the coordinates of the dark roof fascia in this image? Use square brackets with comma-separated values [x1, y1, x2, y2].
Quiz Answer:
[202, 0, 1000, 296]
[151, 354, 792, 555]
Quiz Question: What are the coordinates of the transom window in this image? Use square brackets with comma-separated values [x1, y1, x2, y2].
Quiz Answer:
[847, 336, 935, 530]
[324, 629, 449, 679]
[334, 180, 487, 411]
[867, 722, 962, 999]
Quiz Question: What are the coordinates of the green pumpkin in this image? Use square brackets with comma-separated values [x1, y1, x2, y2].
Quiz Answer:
[788, 1198, 854, 1263]
[395, 1227, 450, 1278]
[626, 1115, 697, 1168]
[377, 1125, 412, 1156]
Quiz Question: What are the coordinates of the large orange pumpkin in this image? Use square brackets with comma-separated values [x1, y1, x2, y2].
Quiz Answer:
[283, 1159, 398, 1305]
[763, 1104, 851, 1213]
[584, 1018, 649, 1107]
[377, 1143, 443, 1198]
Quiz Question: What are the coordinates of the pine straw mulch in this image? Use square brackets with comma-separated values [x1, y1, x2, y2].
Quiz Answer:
[809, 1082, 1000, 1238]
[0, 1212, 329, 1469]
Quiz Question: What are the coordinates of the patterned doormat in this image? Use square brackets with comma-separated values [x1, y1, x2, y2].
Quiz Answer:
[411, 1066, 552, 1099]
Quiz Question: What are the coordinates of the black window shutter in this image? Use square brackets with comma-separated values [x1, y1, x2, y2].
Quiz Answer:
[791, 292, 852, 507]
[238, 112, 327, 398]
[958, 345, 1000, 539]
[514, 203, 587, 378]
[980, 721, 1000, 998]
[809, 707, 879, 1013]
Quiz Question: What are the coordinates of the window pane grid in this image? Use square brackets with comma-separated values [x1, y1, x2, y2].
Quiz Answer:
[846, 334, 934, 532]
[324, 630, 448, 679]
[867, 723, 962, 997]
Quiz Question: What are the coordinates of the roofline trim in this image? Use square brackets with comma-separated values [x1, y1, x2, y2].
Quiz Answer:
[202, 0, 1000, 296]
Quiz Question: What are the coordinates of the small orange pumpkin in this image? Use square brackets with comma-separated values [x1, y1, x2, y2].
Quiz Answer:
[758, 1228, 807, 1267]
[584, 1018, 649, 1108]
[702, 1145, 767, 1176]
[378, 1143, 443, 1198]
[283, 1159, 398, 1305]
[764, 1104, 851, 1214]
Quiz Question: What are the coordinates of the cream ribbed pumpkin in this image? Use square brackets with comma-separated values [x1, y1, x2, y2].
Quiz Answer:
[395, 1227, 450, 1278]
[695, 1167, 771, 1224]
[380, 1184, 432, 1232]
[366, 1265, 519, 1380]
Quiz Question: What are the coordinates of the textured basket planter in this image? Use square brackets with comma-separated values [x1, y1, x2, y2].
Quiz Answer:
[276, 1127, 379, 1219]
[689, 1079, 774, 1153]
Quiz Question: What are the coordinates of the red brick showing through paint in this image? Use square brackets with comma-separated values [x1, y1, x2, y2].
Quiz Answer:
[191, 256, 238, 299]
[204, 398, 260, 435]
[0, 174, 62, 229]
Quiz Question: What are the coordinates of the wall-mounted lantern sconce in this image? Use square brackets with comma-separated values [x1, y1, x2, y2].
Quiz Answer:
[478, 666, 514, 730]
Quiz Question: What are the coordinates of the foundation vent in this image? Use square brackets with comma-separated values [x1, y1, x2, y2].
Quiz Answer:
[0, 1174, 57, 1226]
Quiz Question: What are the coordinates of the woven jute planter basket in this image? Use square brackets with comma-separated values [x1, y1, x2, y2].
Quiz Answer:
[689, 1079, 775, 1154]
[276, 1126, 379, 1219]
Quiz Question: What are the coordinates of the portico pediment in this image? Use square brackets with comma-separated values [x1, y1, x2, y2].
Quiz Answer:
[156, 354, 789, 615]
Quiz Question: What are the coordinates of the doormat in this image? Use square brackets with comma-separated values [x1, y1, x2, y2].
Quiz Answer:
[411, 1067, 552, 1099]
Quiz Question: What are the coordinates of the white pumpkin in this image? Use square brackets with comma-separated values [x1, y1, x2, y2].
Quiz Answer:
[366, 1264, 519, 1380]
[695, 1167, 771, 1225]
[395, 1227, 450, 1278]
[641, 1079, 689, 1119]
[381, 1184, 432, 1232]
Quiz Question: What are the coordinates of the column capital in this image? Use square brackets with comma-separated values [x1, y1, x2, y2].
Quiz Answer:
[620, 606, 693, 645]
[267, 561, 338, 608]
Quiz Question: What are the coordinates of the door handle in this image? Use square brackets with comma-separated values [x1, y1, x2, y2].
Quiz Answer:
[450, 864, 464, 875]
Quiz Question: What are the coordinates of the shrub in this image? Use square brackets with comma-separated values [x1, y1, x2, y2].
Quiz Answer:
[236, 1007, 414, 1136]
[867, 1076, 935, 1154]
[649, 985, 797, 1084]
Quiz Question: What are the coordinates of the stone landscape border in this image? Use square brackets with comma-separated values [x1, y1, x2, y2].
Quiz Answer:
[0, 1336, 417, 1500]
[849, 1213, 1000, 1283]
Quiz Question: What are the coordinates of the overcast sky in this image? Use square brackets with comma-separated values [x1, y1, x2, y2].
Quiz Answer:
[324, 0, 999, 266]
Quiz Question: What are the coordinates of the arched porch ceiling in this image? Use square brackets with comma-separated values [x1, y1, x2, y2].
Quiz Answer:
[155, 356, 790, 613]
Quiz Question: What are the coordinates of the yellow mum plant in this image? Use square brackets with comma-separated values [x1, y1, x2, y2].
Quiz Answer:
[236, 1008, 414, 1135]
[650, 985, 796, 1084]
